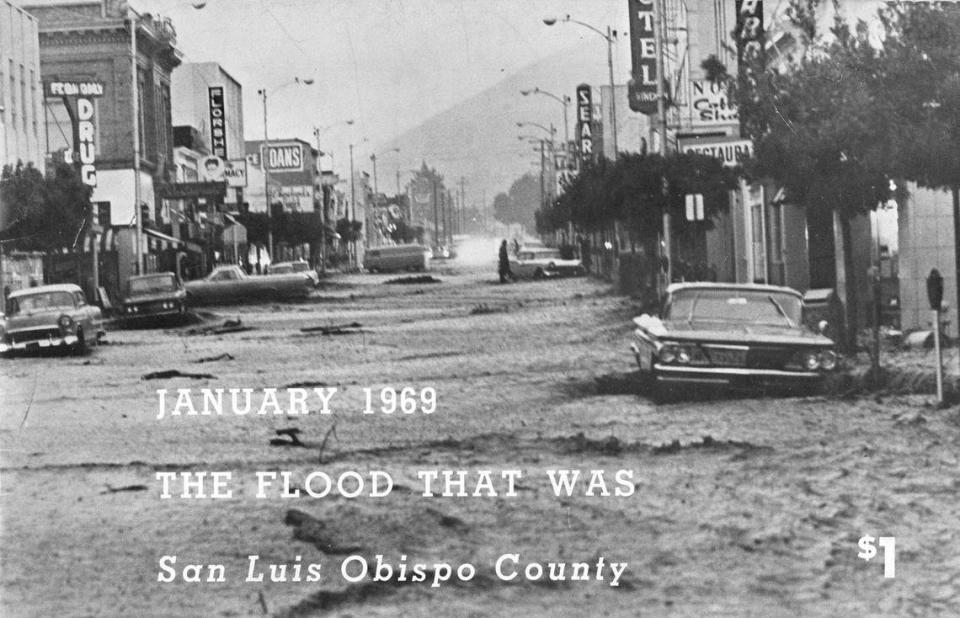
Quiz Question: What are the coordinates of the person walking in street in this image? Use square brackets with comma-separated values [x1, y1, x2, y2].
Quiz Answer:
[498, 240, 514, 283]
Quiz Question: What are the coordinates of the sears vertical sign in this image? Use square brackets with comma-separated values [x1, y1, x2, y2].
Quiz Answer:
[576, 84, 594, 165]
[628, 0, 658, 114]
[735, 0, 764, 65]
[208, 86, 228, 159]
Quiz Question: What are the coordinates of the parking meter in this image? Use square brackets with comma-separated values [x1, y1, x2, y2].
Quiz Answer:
[927, 268, 944, 310]
[927, 268, 945, 404]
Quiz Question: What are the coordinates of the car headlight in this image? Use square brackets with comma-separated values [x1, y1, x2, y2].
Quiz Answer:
[658, 344, 678, 364]
[676, 346, 691, 364]
[819, 350, 837, 371]
[58, 315, 74, 329]
[802, 351, 820, 371]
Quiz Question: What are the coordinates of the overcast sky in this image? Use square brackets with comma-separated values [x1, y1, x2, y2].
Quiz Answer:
[137, 0, 629, 171]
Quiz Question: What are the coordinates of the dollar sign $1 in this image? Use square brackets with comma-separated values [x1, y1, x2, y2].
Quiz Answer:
[857, 535, 895, 577]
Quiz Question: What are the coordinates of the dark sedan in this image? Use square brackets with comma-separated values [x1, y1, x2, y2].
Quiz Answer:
[630, 282, 837, 398]
[121, 273, 187, 323]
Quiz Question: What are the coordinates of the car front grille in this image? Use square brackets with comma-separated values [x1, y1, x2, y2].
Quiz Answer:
[702, 345, 748, 367]
[10, 328, 61, 344]
[746, 346, 794, 370]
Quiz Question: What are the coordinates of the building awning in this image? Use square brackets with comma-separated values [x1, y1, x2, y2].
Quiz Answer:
[144, 228, 183, 251]
[81, 227, 116, 253]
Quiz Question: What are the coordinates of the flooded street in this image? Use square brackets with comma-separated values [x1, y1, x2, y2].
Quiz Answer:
[2, 257, 959, 616]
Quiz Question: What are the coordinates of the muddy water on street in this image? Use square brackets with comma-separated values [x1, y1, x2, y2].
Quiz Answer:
[2, 262, 959, 616]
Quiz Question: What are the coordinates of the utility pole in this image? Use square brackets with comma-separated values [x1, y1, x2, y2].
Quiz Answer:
[349, 143, 356, 267]
[314, 128, 326, 275]
[432, 178, 439, 249]
[259, 89, 273, 260]
[129, 13, 143, 275]
[655, 0, 671, 287]
[371, 153, 378, 194]
[459, 177, 466, 235]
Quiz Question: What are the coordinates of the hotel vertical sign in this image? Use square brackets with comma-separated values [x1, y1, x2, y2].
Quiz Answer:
[628, 0, 658, 114]
[208, 86, 228, 159]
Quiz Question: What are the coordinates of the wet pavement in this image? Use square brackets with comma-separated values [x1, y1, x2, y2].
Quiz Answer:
[2, 254, 959, 616]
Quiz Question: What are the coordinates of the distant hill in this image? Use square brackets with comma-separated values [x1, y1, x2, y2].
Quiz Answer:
[377, 40, 633, 217]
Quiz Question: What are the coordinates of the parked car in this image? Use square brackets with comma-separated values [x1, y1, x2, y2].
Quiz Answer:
[364, 244, 432, 272]
[269, 261, 320, 287]
[510, 247, 585, 279]
[184, 264, 313, 305]
[630, 282, 837, 398]
[0, 283, 104, 355]
[121, 273, 188, 323]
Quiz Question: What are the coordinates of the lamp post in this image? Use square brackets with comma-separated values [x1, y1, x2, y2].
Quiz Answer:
[520, 87, 570, 145]
[257, 77, 313, 261]
[393, 148, 401, 196]
[517, 122, 557, 203]
[313, 119, 354, 171]
[543, 15, 619, 159]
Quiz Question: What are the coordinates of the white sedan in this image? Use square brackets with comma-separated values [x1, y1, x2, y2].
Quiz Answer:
[509, 248, 585, 279]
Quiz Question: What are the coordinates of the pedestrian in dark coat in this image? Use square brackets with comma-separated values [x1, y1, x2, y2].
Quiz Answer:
[498, 240, 513, 283]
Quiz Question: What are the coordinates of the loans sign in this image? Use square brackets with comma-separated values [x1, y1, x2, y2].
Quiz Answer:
[263, 142, 305, 172]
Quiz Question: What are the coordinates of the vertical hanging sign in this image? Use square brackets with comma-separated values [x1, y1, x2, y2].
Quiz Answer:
[208, 86, 228, 159]
[576, 84, 594, 165]
[735, 0, 765, 66]
[628, 0, 658, 114]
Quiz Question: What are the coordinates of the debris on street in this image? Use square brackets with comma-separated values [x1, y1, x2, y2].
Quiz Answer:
[140, 369, 217, 380]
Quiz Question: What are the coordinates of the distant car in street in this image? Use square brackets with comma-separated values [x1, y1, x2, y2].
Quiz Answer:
[0, 283, 104, 355]
[184, 264, 314, 305]
[630, 282, 837, 398]
[121, 272, 187, 323]
[364, 244, 432, 272]
[269, 261, 320, 287]
[430, 244, 457, 260]
[509, 247, 585, 279]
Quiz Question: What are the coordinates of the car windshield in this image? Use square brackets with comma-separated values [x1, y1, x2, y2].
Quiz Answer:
[128, 275, 177, 295]
[271, 265, 293, 274]
[6, 291, 75, 315]
[664, 288, 802, 326]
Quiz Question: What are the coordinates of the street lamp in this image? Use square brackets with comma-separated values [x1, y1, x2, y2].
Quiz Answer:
[543, 14, 619, 159]
[520, 87, 570, 145]
[257, 77, 314, 260]
[313, 119, 354, 170]
[516, 121, 556, 143]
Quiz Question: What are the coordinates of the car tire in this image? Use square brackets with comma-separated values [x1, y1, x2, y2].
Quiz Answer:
[533, 268, 545, 280]
[644, 354, 670, 404]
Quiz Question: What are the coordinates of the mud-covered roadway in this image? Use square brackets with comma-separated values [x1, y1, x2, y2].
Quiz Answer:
[2, 243, 959, 616]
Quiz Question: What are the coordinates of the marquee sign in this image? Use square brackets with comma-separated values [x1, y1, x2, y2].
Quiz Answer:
[44, 79, 104, 98]
[678, 137, 754, 167]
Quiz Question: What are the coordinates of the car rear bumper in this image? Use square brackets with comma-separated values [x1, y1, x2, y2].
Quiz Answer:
[653, 363, 825, 384]
[0, 334, 78, 353]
